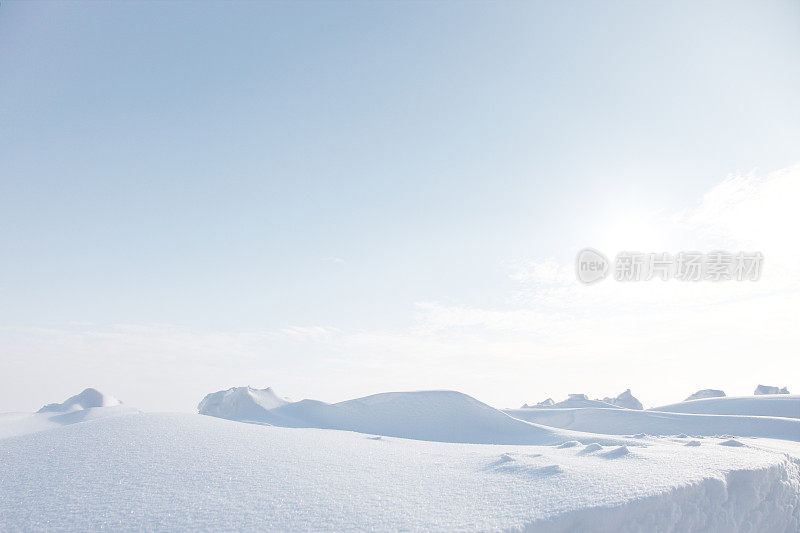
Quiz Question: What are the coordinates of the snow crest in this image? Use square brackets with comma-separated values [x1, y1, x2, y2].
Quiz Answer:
[197, 386, 288, 422]
[198, 387, 583, 445]
[38, 388, 120, 413]
[601, 389, 644, 410]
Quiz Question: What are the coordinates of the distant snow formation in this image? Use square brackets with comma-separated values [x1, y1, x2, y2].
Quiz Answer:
[601, 389, 644, 410]
[197, 386, 288, 422]
[37, 388, 121, 413]
[521, 398, 554, 408]
[197, 387, 595, 445]
[685, 389, 726, 401]
[755, 385, 790, 395]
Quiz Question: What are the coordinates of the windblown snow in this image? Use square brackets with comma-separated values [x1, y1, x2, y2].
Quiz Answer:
[38, 387, 120, 412]
[1, 387, 799, 531]
[198, 387, 602, 445]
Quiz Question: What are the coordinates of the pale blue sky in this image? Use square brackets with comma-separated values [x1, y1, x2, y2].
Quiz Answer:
[2, 1, 799, 410]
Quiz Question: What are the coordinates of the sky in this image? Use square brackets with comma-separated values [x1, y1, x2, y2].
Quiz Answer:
[1, 1, 799, 412]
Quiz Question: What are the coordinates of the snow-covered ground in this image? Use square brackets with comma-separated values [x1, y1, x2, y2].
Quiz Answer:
[651, 395, 800, 419]
[1, 388, 798, 531]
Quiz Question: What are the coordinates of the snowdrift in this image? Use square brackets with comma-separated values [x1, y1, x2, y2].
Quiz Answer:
[0, 388, 137, 439]
[505, 406, 800, 441]
[0, 412, 797, 531]
[651, 395, 800, 419]
[196, 386, 288, 422]
[685, 389, 726, 401]
[198, 387, 599, 445]
[38, 388, 120, 413]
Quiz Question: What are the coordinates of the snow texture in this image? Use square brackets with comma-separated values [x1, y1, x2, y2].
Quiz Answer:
[0, 411, 798, 532]
[2, 387, 799, 531]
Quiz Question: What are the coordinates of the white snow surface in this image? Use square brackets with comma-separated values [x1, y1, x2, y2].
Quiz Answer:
[651, 395, 800, 419]
[0, 411, 798, 532]
[2, 388, 800, 531]
[197, 387, 623, 445]
[506, 406, 800, 441]
[0, 406, 139, 439]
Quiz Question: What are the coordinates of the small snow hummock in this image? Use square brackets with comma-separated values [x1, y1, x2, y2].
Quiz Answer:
[601, 389, 644, 410]
[754, 384, 790, 395]
[601, 445, 630, 459]
[37, 388, 120, 413]
[719, 439, 745, 447]
[685, 389, 726, 401]
[580, 443, 604, 454]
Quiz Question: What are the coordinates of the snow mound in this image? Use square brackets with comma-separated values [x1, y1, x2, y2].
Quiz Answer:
[600, 445, 630, 459]
[755, 384, 790, 395]
[197, 386, 288, 422]
[601, 389, 643, 410]
[685, 389, 726, 401]
[38, 388, 120, 413]
[651, 395, 800, 419]
[2, 388, 137, 439]
[580, 443, 603, 454]
[198, 387, 596, 445]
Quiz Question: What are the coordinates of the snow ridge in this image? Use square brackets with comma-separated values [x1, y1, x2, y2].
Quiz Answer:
[38, 388, 120, 413]
[197, 387, 607, 445]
